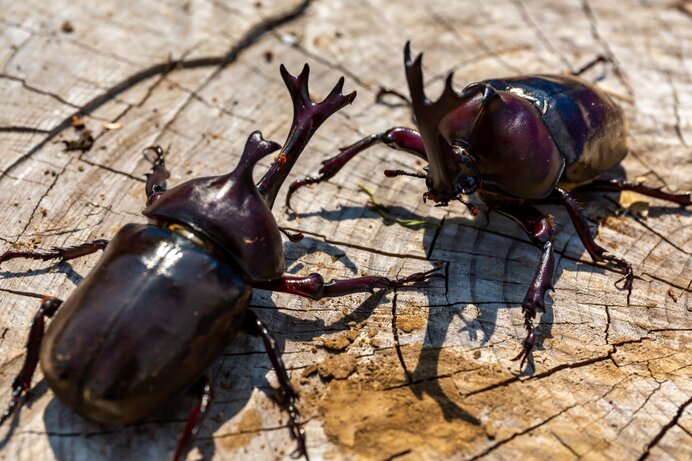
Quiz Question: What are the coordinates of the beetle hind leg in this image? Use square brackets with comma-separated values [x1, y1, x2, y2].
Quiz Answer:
[245, 310, 308, 459]
[1, 296, 63, 425]
[554, 188, 634, 302]
[172, 376, 213, 461]
[573, 178, 691, 207]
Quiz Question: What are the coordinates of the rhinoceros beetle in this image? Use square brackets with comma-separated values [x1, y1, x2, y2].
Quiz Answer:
[0, 64, 438, 461]
[286, 42, 691, 368]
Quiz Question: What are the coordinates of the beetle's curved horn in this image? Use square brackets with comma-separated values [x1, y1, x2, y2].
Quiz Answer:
[235, 131, 281, 178]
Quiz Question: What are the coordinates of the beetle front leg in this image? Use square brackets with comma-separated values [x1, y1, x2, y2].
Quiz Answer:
[1, 296, 63, 425]
[553, 187, 634, 302]
[0, 239, 108, 266]
[285, 127, 427, 210]
[244, 310, 307, 459]
[572, 178, 691, 207]
[492, 203, 556, 369]
[252, 267, 440, 300]
[143, 145, 171, 203]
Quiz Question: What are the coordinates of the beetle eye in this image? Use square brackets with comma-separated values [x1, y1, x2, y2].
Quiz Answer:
[457, 175, 477, 194]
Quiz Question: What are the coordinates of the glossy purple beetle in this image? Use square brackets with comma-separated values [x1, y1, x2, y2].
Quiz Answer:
[286, 43, 691, 368]
[0, 64, 438, 460]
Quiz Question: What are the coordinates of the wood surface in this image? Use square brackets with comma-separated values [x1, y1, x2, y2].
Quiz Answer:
[0, 0, 690, 460]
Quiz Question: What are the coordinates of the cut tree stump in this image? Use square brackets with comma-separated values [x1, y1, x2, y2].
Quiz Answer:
[0, 1, 689, 460]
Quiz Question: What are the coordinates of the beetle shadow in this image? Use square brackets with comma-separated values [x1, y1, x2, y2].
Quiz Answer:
[32, 259, 397, 461]
[285, 181, 657, 422]
[282, 235, 359, 275]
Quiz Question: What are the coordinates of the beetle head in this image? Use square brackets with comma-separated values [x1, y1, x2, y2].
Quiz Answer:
[404, 42, 480, 212]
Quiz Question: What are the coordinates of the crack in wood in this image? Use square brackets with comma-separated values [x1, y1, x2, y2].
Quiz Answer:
[0, 0, 312, 180]
[636, 395, 692, 460]
[580, 0, 634, 96]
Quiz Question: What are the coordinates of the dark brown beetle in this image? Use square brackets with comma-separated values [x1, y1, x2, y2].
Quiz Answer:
[286, 43, 691, 368]
[0, 64, 438, 460]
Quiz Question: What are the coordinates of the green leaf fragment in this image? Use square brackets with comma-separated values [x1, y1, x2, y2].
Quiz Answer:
[358, 185, 440, 229]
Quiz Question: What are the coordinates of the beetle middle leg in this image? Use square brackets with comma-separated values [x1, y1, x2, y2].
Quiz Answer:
[553, 187, 634, 302]
[0, 296, 63, 424]
[490, 202, 556, 369]
[285, 127, 427, 209]
[252, 267, 440, 300]
[244, 309, 308, 459]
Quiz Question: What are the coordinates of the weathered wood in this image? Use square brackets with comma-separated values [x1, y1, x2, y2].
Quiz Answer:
[0, 0, 689, 460]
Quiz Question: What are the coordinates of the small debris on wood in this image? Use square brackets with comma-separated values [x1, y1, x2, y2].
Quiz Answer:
[102, 122, 122, 130]
[70, 115, 85, 129]
[314, 334, 351, 351]
[300, 364, 319, 384]
[62, 129, 94, 152]
[263, 51, 273, 63]
[359, 185, 440, 229]
[61, 20, 74, 33]
[396, 314, 425, 333]
[619, 190, 649, 218]
[667, 288, 678, 302]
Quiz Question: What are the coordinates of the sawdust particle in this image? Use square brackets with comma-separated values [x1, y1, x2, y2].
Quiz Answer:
[318, 354, 357, 380]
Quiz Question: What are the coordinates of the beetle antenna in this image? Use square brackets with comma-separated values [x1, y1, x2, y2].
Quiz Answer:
[384, 169, 426, 179]
[456, 195, 480, 216]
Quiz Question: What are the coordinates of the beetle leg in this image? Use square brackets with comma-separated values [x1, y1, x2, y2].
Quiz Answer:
[571, 55, 610, 77]
[1, 296, 62, 425]
[256, 64, 357, 209]
[0, 239, 108, 266]
[491, 203, 556, 369]
[143, 145, 171, 201]
[172, 376, 212, 461]
[252, 267, 441, 300]
[553, 187, 634, 302]
[572, 178, 691, 207]
[244, 310, 308, 460]
[285, 127, 427, 210]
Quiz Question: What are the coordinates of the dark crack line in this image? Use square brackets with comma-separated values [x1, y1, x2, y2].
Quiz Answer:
[427, 8, 522, 75]
[279, 226, 434, 261]
[580, 0, 633, 96]
[510, 0, 573, 70]
[665, 72, 688, 147]
[467, 403, 579, 460]
[553, 432, 581, 457]
[280, 38, 371, 89]
[78, 158, 145, 183]
[426, 215, 446, 260]
[0, 0, 312, 180]
[615, 381, 662, 438]
[637, 395, 692, 460]
[465, 337, 654, 398]
[0, 73, 82, 109]
[164, 79, 257, 124]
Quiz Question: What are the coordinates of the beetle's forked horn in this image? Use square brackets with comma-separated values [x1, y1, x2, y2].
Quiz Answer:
[404, 42, 470, 196]
[257, 64, 357, 209]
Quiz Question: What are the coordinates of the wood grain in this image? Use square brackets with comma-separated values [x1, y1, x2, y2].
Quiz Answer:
[0, 0, 689, 460]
